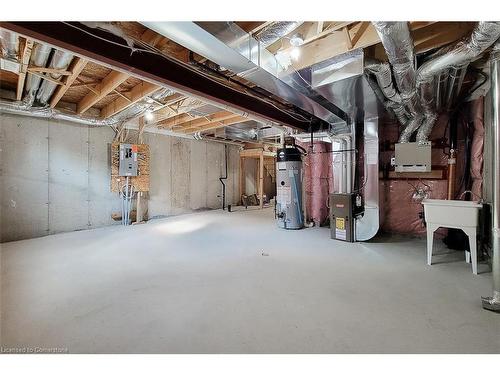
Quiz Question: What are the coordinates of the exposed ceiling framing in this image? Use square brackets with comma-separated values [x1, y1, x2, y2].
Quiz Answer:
[0, 21, 482, 144]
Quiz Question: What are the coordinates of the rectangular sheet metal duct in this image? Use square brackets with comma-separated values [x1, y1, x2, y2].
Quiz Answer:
[141, 21, 349, 132]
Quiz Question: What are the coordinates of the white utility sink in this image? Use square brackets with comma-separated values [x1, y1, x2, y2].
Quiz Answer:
[421, 199, 483, 274]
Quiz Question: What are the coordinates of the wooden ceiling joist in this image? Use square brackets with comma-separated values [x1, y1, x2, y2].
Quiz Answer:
[16, 37, 34, 101]
[101, 81, 160, 118]
[184, 116, 247, 134]
[76, 70, 129, 114]
[157, 113, 193, 129]
[35, 57, 87, 109]
[285, 21, 474, 72]
[174, 111, 239, 133]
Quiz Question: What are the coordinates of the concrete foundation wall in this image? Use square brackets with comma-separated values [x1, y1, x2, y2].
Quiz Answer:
[1, 113, 240, 242]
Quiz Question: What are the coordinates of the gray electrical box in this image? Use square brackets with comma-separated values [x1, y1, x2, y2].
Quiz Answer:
[119, 143, 138, 176]
[394, 142, 431, 172]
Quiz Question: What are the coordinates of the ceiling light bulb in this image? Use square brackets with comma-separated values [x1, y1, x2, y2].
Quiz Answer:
[144, 110, 155, 122]
[290, 33, 304, 47]
[290, 47, 301, 61]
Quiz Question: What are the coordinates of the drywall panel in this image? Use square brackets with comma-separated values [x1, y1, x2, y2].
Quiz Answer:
[170, 138, 191, 215]
[88, 126, 120, 228]
[0, 114, 49, 242]
[48, 120, 89, 234]
[145, 133, 172, 219]
[189, 140, 207, 210]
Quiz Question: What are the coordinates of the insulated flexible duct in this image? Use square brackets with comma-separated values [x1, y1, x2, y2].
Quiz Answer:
[23, 43, 52, 106]
[0, 29, 18, 60]
[372, 22, 422, 142]
[254, 22, 303, 47]
[416, 21, 500, 142]
[36, 50, 74, 105]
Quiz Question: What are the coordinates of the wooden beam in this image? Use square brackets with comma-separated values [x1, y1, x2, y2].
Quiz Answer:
[16, 37, 34, 100]
[157, 113, 193, 129]
[301, 21, 356, 46]
[175, 111, 240, 133]
[351, 22, 370, 48]
[342, 26, 353, 49]
[284, 22, 474, 72]
[316, 21, 324, 35]
[77, 70, 129, 114]
[101, 81, 159, 118]
[184, 116, 246, 134]
[27, 66, 72, 75]
[49, 57, 87, 108]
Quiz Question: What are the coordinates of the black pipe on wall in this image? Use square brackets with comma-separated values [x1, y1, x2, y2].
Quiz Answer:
[220, 145, 228, 210]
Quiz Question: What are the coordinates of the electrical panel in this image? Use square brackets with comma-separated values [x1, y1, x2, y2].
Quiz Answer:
[330, 193, 363, 242]
[394, 142, 431, 172]
[119, 143, 138, 177]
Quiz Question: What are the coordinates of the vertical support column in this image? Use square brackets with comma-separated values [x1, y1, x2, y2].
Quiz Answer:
[259, 152, 264, 209]
[239, 155, 244, 205]
[482, 44, 500, 311]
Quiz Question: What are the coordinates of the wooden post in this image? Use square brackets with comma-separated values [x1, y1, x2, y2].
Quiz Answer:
[259, 151, 264, 209]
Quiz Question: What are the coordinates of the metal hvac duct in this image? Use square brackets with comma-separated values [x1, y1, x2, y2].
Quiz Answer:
[372, 21, 423, 143]
[23, 42, 52, 106]
[254, 22, 303, 47]
[416, 21, 500, 142]
[0, 29, 18, 60]
[482, 42, 500, 312]
[0, 99, 136, 126]
[141, 21, 349, 132]
[36, 50, 74, 105]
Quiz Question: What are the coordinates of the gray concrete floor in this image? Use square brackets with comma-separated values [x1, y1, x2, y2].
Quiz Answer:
[1, 207, 499, 353]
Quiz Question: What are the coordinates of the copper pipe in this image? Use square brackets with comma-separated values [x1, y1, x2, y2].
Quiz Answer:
[447, 149, 457, 200]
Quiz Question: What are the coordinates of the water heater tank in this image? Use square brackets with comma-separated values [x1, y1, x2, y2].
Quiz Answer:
[276, 145, 304, 229]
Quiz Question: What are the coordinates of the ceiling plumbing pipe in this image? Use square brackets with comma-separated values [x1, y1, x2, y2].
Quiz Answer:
[0, 29, 19, 60]
[36, 50, 74, 105]
[416, 21, 500, 142]
[23, 42, 52, 106]
[482, 42, 500, 312]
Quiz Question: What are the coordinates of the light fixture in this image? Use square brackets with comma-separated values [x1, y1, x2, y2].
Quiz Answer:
[290, 47, 301, 61]
[289, 33, 304, 47]
[144, 110, 155, 122]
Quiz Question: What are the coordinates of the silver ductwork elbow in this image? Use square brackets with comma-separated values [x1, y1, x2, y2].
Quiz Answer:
[0, 29, 19, 60]
[415, 21, 500, 142]
[36, 50, 74, 105]
[254, 22, 303, 48]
